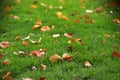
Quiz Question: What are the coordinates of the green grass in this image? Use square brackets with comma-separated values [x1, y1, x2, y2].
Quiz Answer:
[0, 0, 120, 80]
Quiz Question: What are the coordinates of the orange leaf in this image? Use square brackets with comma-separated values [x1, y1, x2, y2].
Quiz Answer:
[32, 25, 40, 29]
[62, 53, 72, 62]
[36, 20, 42, 25]
[30, 4, 37, 9]
[113, 51, 120, 58]
[64, 33, 73, 38]
[41, 64, 47, 71]
[56, 12, 63, 18]
[6, 6, 11, 11]
[22, 40, 29, 46]
[113, 18, 120, 24]
[3, 59, 10, 66]
[49, 54, 62, 62]
[104, 34, 111, 38]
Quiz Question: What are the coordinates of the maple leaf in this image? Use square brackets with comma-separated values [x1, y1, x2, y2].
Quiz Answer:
[0, 41, 10, 48]
[112, 51, 120, 58]
[30, 50, 45, 57]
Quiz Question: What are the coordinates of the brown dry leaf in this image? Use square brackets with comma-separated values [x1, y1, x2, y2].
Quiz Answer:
[0, 53, 5, 59]
[113, 18, 120, 24]
[3, 59, 10, 66]
[86, 19, 94, 24]
[0, 41, 10, 48]
[84, 60, 92, 67]
[62, 53, 72, 62]
[52, 34, 60, 38]
[73, 19, 80, 24]
[2, 72, 12, 80]
[39, 76, 45, 80]
[41, 26, 50, 32]
[22, 40, 29, 46]
[30, 50, 45, 57]
[41, 64, 47, 71]
[61, 15, 69, 21]
[104, 34, 111, 38]
[6, 6, 11, 11]
[64, 33, 73, 38]
[16, 0, 21, 4]
[30, 4, 37, 9]
[49, 54, 62, 62]
[96, 6, 103, 12]
[56, 11, 63, 18]
[15, 36, 21, 40]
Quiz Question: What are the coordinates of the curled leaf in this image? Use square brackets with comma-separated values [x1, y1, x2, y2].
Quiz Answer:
[84, 60, 92, 67]
[0, 41, 10, 48]
[41, 64, 47, 71]
[62, 53, 72, 62]
[2, 72, 11, 80]
[40, 26, 50, 32]
[64, 33, 73, 38]
[49, 54, 62, 62]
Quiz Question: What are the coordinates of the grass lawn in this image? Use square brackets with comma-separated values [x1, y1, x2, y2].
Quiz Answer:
[0, 0, 120, 80]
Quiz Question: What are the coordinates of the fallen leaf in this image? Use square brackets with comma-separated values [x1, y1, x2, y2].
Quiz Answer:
[49, 54, 62, 62]
[36, 20, 42, 25]
[30, 50, 45, 57]
[0, 53, 5, 59]
[30, 4, 37, 9]
[2, 72, 11, 80]
[16, 0, 21, 4]
[84, 60, 92, 67]
[6, 6, 11, 11]
[61, 15, 69, 20]
[41, 64, 47, 71]
[22, 78, 33, 80]
[84, 15, 90, 19]
[32, 25, 40, 29]
[18, 51, 26, 56]
[15, 36, 21, 40]
[22, 40, 29, 46]
[32, 66, 37, 70]
[113, 18, 120, 24]
[80, 0, 86, 3]
[62, 53, 72, 62]
[59, 0, 63, 3]
[96, 6, 103, 12]
[56, 12, 63, 18]
[68, 46, 73, 51]
[104, 34, 111, 38]
[86, 19, 94, 24]
[85, 9, 93, 13]
[3, 59, 10, 66]
[40, 26, 50, 32]
[113, 51, 120, 58]
[52, 34, 60, 38]
[73, 19, 80, 24]
[39, 76, 45, 80]
[64, 33, 73, 38]
[40, 3, 47, 7]
[13, 16, 20, 20]
[0, 41, 10, 48]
